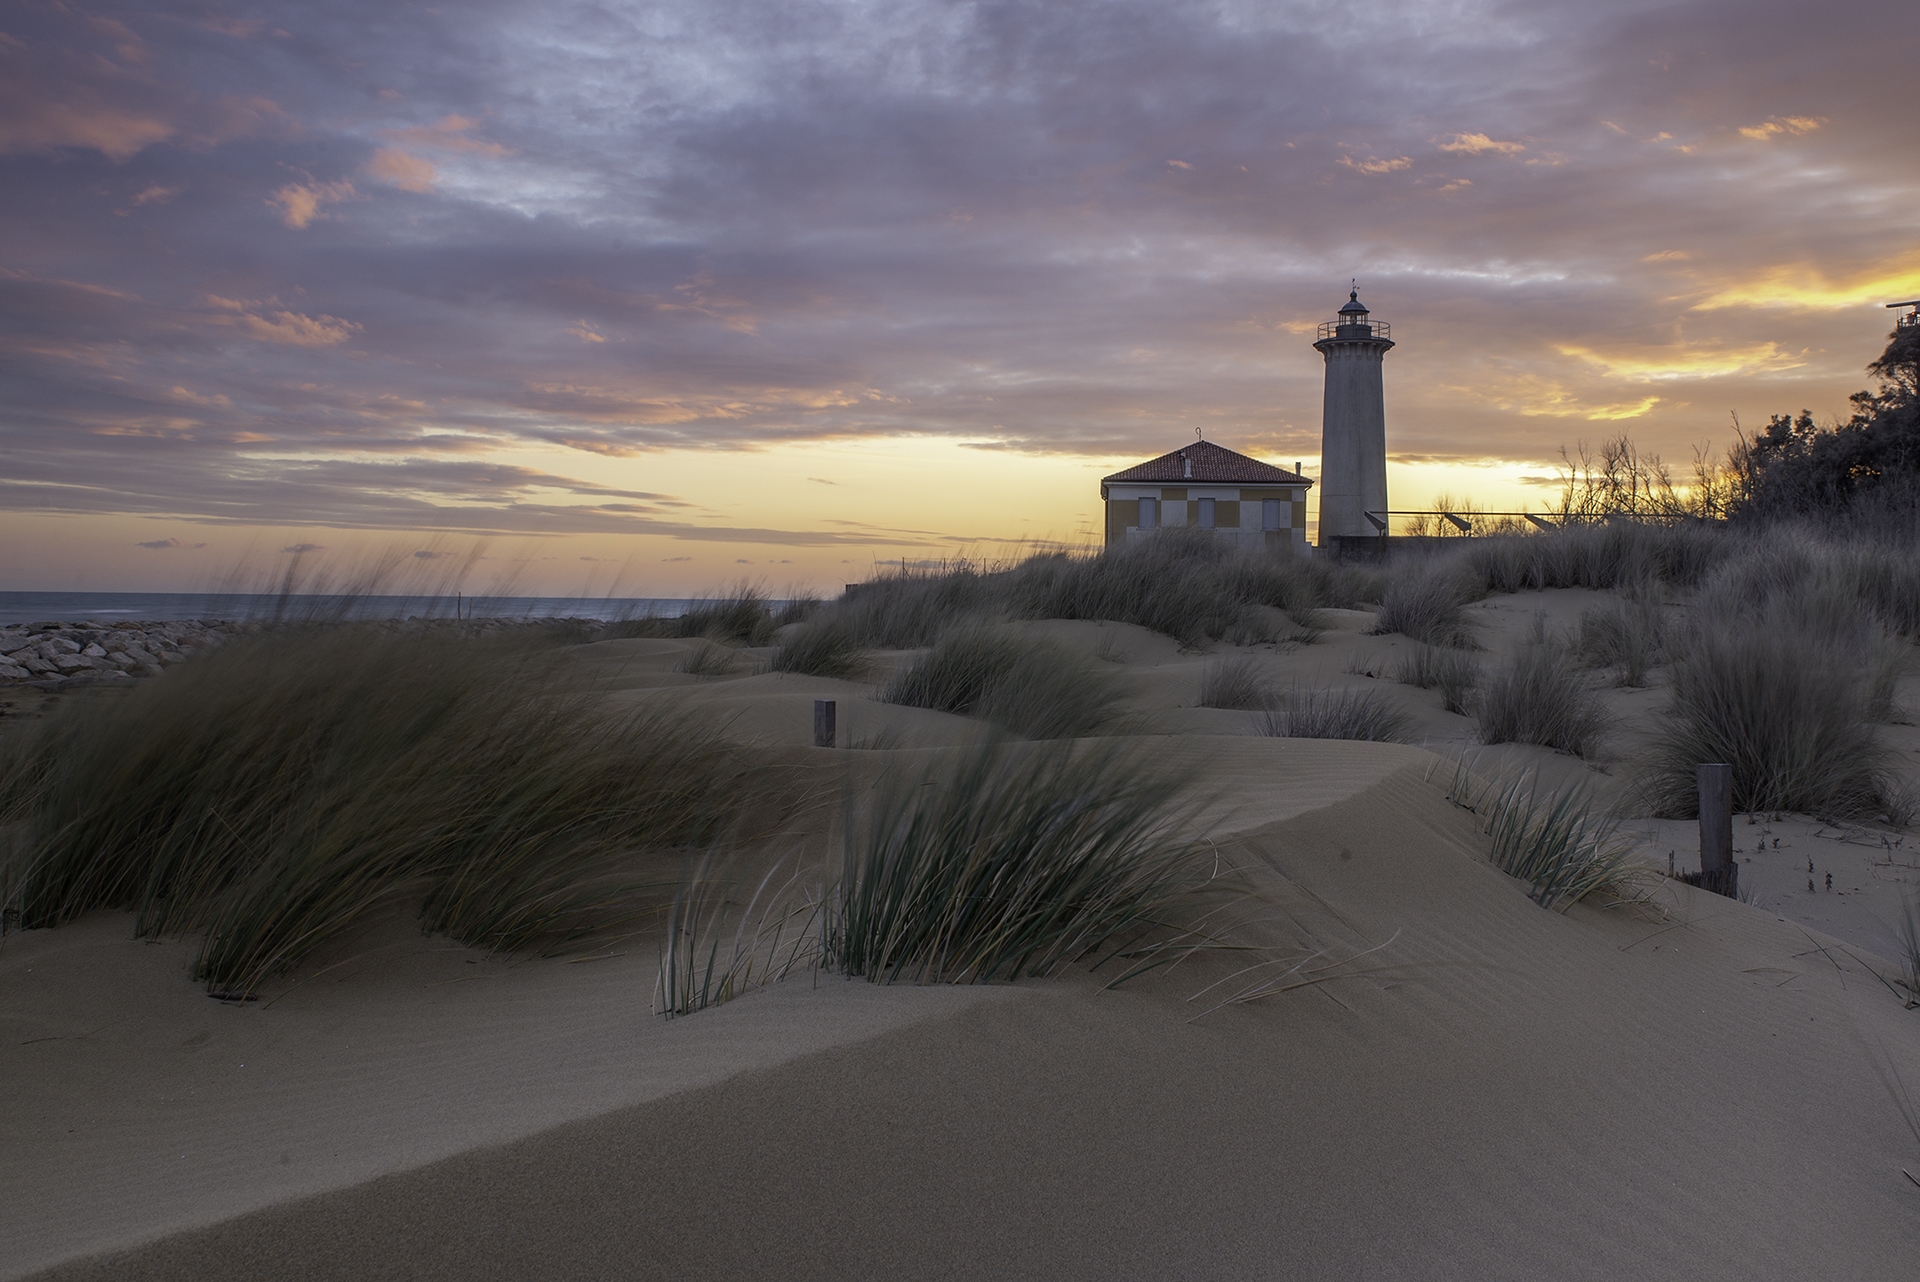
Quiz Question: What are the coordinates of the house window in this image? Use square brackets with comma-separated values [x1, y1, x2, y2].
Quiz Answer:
[1138, 496, 1157, 530]
[1197, 497, 1215, 529]
[1263, 498, 1282, 531]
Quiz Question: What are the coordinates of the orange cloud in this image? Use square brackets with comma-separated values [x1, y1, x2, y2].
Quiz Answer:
[207, 295, 362, 347]
[380, 114, 514, 156]
[366, 148, 437, 192]
[0, 104, 175, 162]
[1691, 262, 1920, 312]
[1436, 132, 1525, 156]
[1337, 155, 1411, 174]
[268, 179, 355, 228]
[1556, 341, 1805, 381]
[1738, 116, 1824, 141]
[565, 322, 608, 343]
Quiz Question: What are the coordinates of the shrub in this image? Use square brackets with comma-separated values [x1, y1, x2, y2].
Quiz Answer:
[1257, 686, 1411, 742]
[1577, 592, 1666, 686]
[1460, 524, 1731, 595]
[768, 617, 867, 678]
[822, 738, 1227, 984]
[0, 630, 797, 997]
[1392, 645, 1480, 714]
[1476, 640, 1611, 757]
[674, 640, 737, 677]
[881, 625, 1127, 739]
[1638, 622, 1890, 818]
[1199, 654, 1277, 710]
[1371, 571, 1478, 646]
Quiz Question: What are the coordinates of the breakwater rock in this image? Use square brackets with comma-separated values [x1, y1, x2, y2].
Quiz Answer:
[0, 617, 613, 689]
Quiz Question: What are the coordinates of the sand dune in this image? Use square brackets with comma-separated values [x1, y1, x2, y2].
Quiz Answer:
[9, 593, 1920, 1279]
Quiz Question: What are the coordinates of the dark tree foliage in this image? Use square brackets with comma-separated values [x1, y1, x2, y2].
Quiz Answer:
[1736, 324, 1920, 521]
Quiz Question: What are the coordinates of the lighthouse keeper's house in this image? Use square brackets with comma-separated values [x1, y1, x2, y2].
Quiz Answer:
[1100, 440, 1312, 550]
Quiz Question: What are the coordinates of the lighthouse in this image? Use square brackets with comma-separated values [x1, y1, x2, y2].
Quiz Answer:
[1313, 289, 1393, 544]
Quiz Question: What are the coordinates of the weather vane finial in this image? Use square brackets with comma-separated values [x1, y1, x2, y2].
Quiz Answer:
[1195, 425, 1204, 442]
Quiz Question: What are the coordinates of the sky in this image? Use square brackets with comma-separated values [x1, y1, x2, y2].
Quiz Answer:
[3, 0, 1916, 596]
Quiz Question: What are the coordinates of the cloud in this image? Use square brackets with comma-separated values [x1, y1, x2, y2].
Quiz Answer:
[206, 295, 363, 346]
[0, 0, 1914, 549]
[1337, 155, 1411, 174]
[413, 550, 453, 559]
[1436, 133, 1526, 156]
[1691, 264, 1920, 313]
[365, 148, 437, 193]
[378, 114, 513, 157]
[1555, 341, 1807, 381]
[281, 542, 326, 552]
[807, 477, 836, 485]
[1739, 116, 1824, 141]
[267, 180, 355, 228]
[661, 556, 693, 561]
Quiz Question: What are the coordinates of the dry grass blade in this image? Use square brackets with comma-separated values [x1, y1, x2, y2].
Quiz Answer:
[1183, 930, 1404, 1019]
[656, 850, 820, 1017]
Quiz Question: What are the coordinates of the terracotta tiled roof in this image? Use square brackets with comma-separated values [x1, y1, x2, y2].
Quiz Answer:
[1101, 440, 1309, 486]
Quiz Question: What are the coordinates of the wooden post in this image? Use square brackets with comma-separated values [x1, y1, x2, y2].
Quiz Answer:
[813, 699, 836, 749]
[1696, 762, 1734, 897]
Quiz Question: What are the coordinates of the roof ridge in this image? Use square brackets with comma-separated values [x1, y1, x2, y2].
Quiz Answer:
[1100, 441, 1310, 486]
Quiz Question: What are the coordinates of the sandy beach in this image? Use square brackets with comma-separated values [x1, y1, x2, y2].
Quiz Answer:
[7, 580, 1920, 1281]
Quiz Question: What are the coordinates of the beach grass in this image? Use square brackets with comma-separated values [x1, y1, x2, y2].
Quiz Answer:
[1392, 644, 1480, 714]
[1638, 621, 1890, 819]
[1577, 591, 1666, 686]
[822, 737, 1228, 985]
[1476, 638, 1611, 758]
[0, 628, 799, 996]
[1447, 764, 1645, 910]
[1371, 572, 1479, 647]
[880, 624, 1128, 739]
[1199, 654, 1277, 710]
[674, 640, 738, 677]
[1258, 685, 1411, 742]
[768, 616, 868, 678]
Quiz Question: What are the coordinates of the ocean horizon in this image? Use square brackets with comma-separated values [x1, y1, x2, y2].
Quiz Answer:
[0, 591, 737, 627]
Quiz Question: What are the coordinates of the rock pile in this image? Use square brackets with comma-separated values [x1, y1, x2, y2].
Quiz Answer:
[0, 617, 614, 689]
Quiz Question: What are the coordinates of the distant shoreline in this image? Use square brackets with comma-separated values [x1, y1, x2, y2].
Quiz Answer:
[0, 592, 771, 628]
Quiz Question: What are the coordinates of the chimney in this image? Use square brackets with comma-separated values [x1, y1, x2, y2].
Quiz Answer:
[1182, 452, 1192, 479]
[1295, 461, 1302, 477]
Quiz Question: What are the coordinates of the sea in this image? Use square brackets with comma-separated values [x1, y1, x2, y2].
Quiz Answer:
[0, 592, 722, 628]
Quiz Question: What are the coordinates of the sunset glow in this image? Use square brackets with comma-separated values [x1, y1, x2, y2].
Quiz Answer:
[3, 0, 1913, 593]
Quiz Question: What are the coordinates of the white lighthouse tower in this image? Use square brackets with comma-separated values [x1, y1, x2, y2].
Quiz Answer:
[1313, 288, 1393, 544]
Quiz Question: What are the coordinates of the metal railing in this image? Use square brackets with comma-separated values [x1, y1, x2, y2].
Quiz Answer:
[1317, 319, 1391, 341]
[1364, 510, 1559, 535]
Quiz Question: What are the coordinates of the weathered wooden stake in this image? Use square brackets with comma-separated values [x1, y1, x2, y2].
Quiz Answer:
[813, 699, 836, 749]
[1697, 762, 1734, 896]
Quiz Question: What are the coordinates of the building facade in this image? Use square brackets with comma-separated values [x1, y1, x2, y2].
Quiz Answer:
[1100, 440, 1312, 550]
